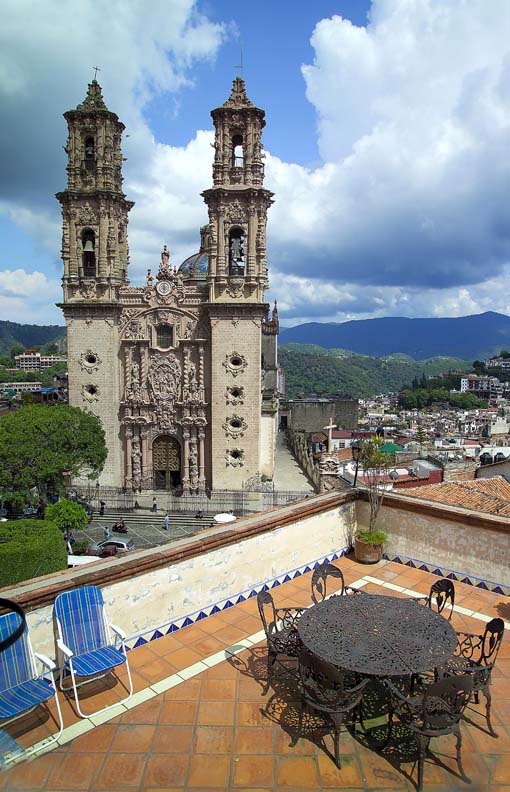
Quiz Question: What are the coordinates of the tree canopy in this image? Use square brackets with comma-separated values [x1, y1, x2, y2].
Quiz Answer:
[45, 498, 88, 534]
[0, 404, 106, 506]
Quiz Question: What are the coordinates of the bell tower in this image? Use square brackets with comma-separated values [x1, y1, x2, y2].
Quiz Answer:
[203, 76, 273, 303]
[57, 79, 133, 303]
[57, 80, 132, 486]
[204, 78, 277, 489]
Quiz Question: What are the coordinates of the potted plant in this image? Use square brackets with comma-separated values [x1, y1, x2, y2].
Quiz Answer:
[353, 438, 389, 563]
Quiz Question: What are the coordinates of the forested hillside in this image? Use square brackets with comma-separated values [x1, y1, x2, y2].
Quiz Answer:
[279, 344, 469, 399]
[0, 321, 66, 355]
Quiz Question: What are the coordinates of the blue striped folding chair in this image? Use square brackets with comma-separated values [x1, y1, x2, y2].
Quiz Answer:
[0, 610, 63, 764]
[54, 585, 133, 718]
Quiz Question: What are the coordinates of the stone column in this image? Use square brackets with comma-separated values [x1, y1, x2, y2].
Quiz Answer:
[141, 425, 148, 485]
[98, 202, 108, 276]
[198, 428, 206, 493]
[217, 210, 225, 277]
[69, 215, 78, 276]
[125, 425, 133, 486]
[182, 427, 190, 491]
[248, 208, 256, 276]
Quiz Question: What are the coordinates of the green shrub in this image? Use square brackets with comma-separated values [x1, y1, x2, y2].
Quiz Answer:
[0, 519, 67, 587]
[45, 499, 88, 533]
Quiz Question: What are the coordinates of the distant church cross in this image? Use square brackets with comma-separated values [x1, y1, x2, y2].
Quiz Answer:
[93, 66, 101, 80]
[323, 418, 337, 453]
[235, 45, 244, 77]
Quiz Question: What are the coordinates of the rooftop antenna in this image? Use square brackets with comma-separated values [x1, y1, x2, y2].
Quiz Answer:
[235, 44, 244, 77]
[92, 66, 101, 81]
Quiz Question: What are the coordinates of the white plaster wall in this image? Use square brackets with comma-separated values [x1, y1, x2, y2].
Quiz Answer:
[357, 499, 510, 587]
[22, 500, 355, 657]
[259, 412, 276, 478]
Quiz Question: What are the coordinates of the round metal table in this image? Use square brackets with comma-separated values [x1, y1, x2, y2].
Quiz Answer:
[297, 593, 457, 677]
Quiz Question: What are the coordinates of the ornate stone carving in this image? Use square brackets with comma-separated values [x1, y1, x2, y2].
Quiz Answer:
[81, 383, 100, 402]
[189, 443, 199, 490]
[318, 453, 339, 474]
[79, 280, 97, 299]
[183, 320, 195, 339]
[131, 438, 142, 489]
[120, 308, 139, 328]
[226, 278, 244, 298]
[124, 318, 146, 341]
[126, 360, 143, 404]
[225, 448, 244, 467]
[78, 203, 98, 225]
[157, 245, 172, 280]
[224, 200, 246, 224]
[148, 353, 181, 403]
[222, 414, 248, 438]
[79, 349, 102, 372]
[222, 76, 254, 108]
[226, 385, 245, 405]
[223, 351, 247, 377]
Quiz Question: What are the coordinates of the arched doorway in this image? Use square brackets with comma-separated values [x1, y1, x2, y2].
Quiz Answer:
[152, 435, 181, 490]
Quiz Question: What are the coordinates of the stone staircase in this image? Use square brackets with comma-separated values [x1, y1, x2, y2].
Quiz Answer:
[88, 509, 215, 534]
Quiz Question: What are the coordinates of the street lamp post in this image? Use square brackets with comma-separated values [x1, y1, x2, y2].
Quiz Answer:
[351, 440, 361, 487]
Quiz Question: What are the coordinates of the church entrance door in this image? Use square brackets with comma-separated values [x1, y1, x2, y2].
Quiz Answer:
[152, 435, 181, 490]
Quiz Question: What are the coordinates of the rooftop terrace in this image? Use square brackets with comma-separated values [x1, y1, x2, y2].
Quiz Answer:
[1, 488, 510, 790]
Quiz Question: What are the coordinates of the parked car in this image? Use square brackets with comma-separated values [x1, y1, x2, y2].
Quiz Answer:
[87, 539, 134, 558]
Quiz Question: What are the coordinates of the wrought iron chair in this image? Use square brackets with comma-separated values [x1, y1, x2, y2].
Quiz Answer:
[54, 585, 133, 718]
[257, 590, 304, 690]
[298, 649, 370, 768]
[310, 563, 362, 605]
[0, 609, 63, 763]
[439, 616, 504, 736]
[416, 579, 455, 620]
[385, 673, 473, 791]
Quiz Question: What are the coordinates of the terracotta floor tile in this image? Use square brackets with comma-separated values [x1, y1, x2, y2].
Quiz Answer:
[203, 662, 240, 679]
[163, 677, 202, 701]
[165, 646, 203, 670]
[47, 752, 100, 789]
[190, 634, 227, 655]
[1, 752, 55, 790]
[135, 655, 177, 683]
[142, 753, 189, 787]
[151, 725, 194, 753]
[237, 702, 267, 727]
[232, 754, 275, 787]
[187, 753, 231, 787]
[110, 723, 156, 752]
[197, 700, 235, 725]
[276, 755, 319, 787]
[214, 625, 252, 645]
[317, 752, 364, 788]
[195, 725, 234, 753]
[68, 723, 117, 752]
[120, 698, 162, 724]
[160, 699, 198, 725]
[274, 729, 315, 756]
[202, 677, 237, 700]
[234, 726, 274, 754]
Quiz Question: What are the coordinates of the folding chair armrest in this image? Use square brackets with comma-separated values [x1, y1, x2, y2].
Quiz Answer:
[33, 652, 57, 672]
[109, 623, 126, 641]
[57, 638, 74, 658]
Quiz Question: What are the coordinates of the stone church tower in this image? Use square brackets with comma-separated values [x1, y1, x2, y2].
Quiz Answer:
[58, 77, 278, 492]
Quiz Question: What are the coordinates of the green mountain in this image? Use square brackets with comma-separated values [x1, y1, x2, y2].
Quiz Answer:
[279, 344, 469, 399]
[0, 321, 66, 355]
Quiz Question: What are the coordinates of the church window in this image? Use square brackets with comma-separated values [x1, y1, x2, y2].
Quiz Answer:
[232, 134, 244, 167]
[156, 324, 173, 350]
[82, 229, 96, 277]
[84, 137, 95, 172]
[228, 227, 245, 275]
[85, 353, 97, 365]
[230, 355, 243, 369]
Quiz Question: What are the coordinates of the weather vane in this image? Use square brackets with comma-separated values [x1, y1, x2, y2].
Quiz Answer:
[235, 45, 243, 77]
[92, 66, 101, 80]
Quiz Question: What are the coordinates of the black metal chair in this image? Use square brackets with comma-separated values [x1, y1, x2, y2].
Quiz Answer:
[385, 673, 473, 791]
[298, 649, 369, 768]
[310, 563, 362, 605]
[439, 616, 504, 736]
[416, 579, 455, 620]
[257, 590, 304, 691]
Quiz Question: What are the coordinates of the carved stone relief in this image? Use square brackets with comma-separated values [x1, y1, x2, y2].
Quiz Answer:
[148, 353, 181, 403]
[81, 383, 100, 402]
[79, 349, 102, 373]
[78, 203, 98, 225]
[224, 200, 246, 223]
[124, 319, 146, 341]
[226, 385, 245, 406]
[79, 280, 97, 299]
[226, 278, 244, 298]
[225, 448, 244, 467]
[222, 415, 248, 438]
[223, 351, 247, 377]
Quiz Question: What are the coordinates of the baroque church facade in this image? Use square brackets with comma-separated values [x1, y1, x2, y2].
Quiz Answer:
[58, 77, 279, 492]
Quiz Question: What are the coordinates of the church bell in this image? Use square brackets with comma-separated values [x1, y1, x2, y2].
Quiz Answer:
[83, 239, 95, 253]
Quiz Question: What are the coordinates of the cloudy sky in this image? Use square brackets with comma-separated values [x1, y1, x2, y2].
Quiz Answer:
[0, 0, 509, 326]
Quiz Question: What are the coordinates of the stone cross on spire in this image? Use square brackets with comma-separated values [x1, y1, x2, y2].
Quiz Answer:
[323, 417, 337, 453]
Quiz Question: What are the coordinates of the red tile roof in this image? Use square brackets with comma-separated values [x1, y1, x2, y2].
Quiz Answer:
[403, 476, 510, 516]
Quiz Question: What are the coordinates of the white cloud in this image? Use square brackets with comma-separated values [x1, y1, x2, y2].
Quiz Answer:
[0, 269, 61, 323]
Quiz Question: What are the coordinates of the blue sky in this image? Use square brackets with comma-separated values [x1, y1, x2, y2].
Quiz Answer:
[0, 0, 509, 326]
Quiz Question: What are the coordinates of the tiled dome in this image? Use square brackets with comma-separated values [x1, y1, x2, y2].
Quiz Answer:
[178, 251, 209, 280]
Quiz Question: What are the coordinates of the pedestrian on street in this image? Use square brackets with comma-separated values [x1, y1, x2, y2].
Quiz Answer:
[104, 526, 110, 540]
[163, 512, 169, 531]
[99, 500, 106, 516]
[152, 497, 158, 513]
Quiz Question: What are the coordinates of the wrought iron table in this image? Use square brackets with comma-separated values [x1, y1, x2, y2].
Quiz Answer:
[297, 593, 457, 677]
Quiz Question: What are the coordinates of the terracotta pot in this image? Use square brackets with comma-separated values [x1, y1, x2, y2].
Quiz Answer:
[354, 537, 383, 564]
